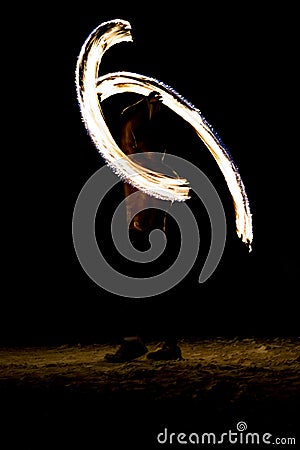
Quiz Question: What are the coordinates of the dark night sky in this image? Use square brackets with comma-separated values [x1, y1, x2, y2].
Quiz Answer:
[3, 3, 299, 345]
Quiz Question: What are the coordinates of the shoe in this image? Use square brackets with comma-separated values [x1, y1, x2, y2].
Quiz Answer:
[147, 342, 182, 361]
[105, 336, 148, 362]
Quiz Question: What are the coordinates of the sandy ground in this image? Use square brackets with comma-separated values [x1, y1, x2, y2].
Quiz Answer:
[1, 337, 299, 448]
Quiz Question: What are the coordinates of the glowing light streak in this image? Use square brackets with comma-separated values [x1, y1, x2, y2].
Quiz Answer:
[75, 19, 253, 249]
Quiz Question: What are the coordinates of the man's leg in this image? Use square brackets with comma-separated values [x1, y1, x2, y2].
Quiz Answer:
[105, 335, 148, 362]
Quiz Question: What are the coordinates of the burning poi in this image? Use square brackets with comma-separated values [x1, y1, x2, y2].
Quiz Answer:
[75, 18, 253, 251]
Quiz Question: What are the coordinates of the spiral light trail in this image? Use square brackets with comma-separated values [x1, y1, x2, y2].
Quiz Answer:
[75, 18, 253, 249]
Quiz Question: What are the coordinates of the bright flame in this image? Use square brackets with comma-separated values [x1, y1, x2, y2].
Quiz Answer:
[75, 19, 253, 249]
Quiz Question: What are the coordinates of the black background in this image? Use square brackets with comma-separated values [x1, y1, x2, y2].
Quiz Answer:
[3, 2, 299, 346]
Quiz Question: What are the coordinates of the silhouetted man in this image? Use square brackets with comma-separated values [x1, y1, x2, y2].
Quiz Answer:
[105, 91, 182, 362]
